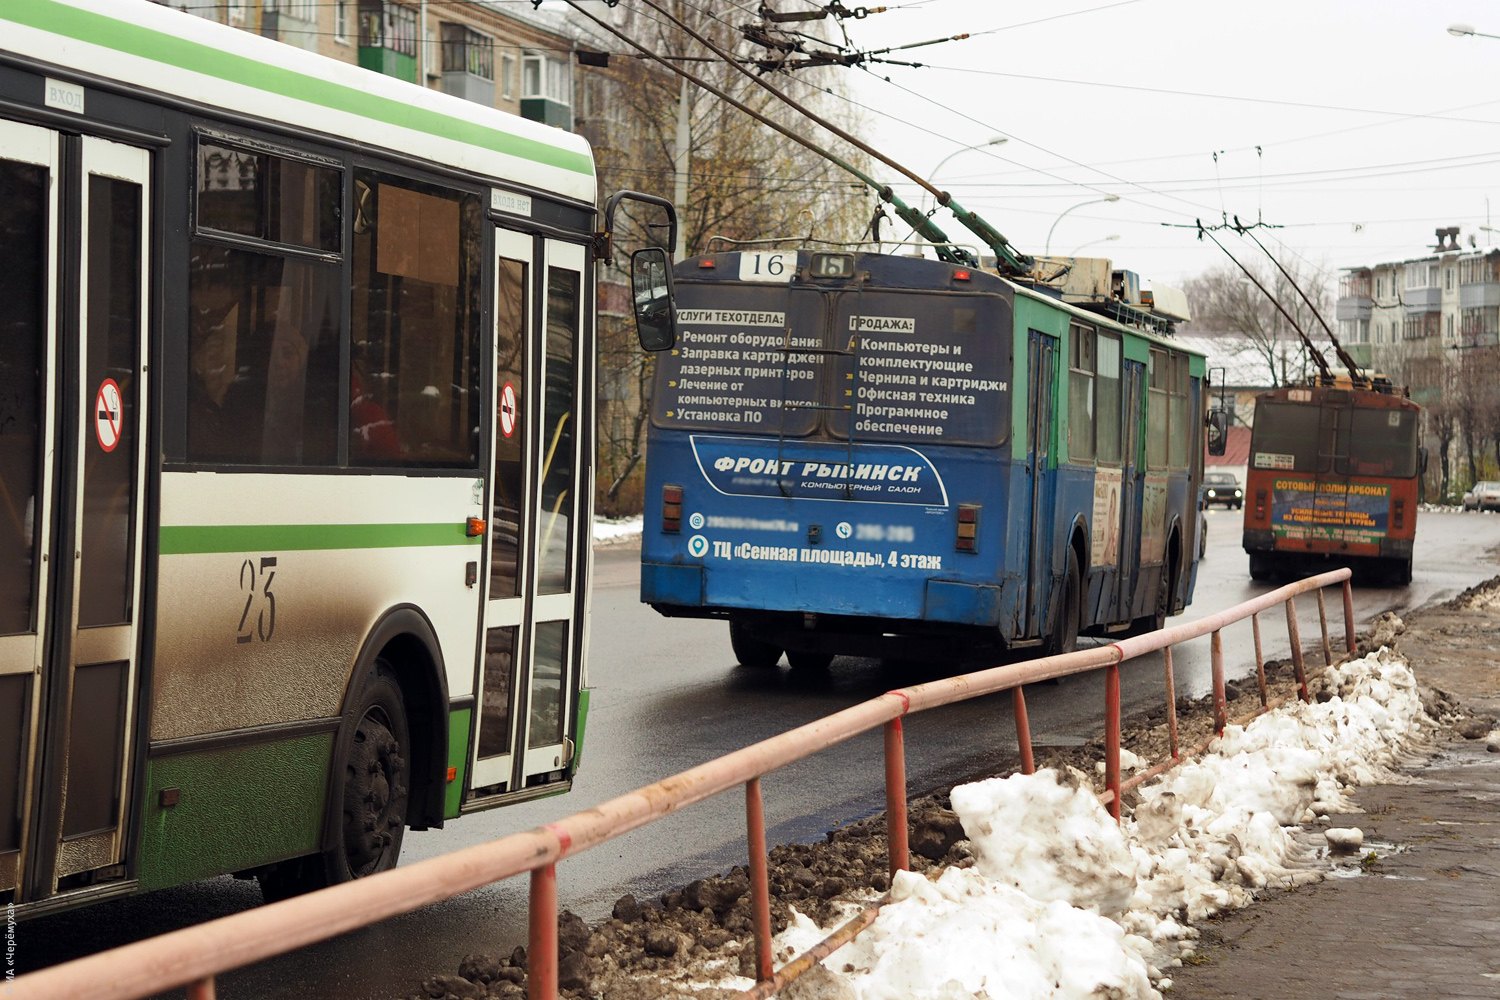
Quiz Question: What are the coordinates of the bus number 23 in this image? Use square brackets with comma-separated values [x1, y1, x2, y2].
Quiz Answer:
[237, 556, 278, 644]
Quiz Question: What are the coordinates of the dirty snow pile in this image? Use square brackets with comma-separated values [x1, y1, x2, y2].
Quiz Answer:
[727, 645, 1434, 1000]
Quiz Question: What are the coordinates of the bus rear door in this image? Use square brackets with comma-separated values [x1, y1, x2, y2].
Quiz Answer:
[470, 229, 587, 800]
[1, 124, 151, 907]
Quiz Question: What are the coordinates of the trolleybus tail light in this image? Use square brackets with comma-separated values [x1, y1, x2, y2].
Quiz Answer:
[953, 269, 972, 282]
[662, 484, 684, 533]
[465, 516, 485, 537]
[1255, 490, 1267, 520]
[698, 259, 716, 269]
[1394, 499, 1406, 529]
[956, 503, 980, 552]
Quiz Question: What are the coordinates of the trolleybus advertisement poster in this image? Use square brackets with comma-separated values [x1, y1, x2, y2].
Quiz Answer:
[1270, 478, 1389, 543]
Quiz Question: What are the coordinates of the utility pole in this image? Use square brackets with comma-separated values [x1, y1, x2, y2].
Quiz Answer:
[673, 76, 690, 258]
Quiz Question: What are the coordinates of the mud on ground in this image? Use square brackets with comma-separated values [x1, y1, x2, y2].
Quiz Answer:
[406, 587, 1500, 1000]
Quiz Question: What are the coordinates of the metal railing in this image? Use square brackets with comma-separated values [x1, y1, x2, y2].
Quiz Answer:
[12, 568, 1356, 1000]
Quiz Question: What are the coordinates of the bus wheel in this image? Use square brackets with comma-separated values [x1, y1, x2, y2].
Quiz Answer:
[1045, 549, 1082, 656]
[1248, 553, 1274, 581]
[333, 661, 411, 883]
[729, 621, 782, 668]
[787, 649, 834, 672]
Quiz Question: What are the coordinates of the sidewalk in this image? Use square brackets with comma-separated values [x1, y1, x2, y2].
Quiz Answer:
[1167, 588, 1500, 1000]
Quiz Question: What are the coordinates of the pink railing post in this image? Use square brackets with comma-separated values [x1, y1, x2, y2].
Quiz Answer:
[1012, 687, 1035, 774]
[1105, 663, 1121, 822]
[1251, 612, 1268, 707]
[1162, 646, 1179, 760]
[1285, 596, 1309, 702]
[1316, 589, 1332, 665]
[187, 979, 216, 1000]
[528, 865, 558, 1000]
[1342, 578, 1356, 653]
[1211, 630, 1227, 735]
[884, 719, 909, 877]
[745, 778, 774, 983]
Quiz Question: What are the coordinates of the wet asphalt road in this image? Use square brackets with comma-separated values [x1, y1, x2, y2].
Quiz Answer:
[18, 509, 1500, 998]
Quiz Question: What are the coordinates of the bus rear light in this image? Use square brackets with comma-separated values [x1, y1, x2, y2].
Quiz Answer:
[446, 767, 458, 783]
[1394, 499, 1405, 529]
[953, 269, 972, 281]
[698, 259, 716, 269]
[662, 484, 684, 533]
[1255, 490, 1266, 520]
[956, 503, 980, 552]
[465, 516, 485, 537]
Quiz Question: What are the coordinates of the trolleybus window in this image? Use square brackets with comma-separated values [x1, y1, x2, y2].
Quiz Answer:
[491, 256, 528, 598]
[1168, 352, 1190, 469]
[0, 159, 46, 636]
[1095, 331, 1122, 464]
[1147, 348, 1168, 469]
[1349, 406, 1419, 477]
[1068, 323, 1096, 461]
[188, 137, 342, 466]
[1252, 401, 1322, 471]
[350, 172, 483, 468]
[538, 266, 580, 594]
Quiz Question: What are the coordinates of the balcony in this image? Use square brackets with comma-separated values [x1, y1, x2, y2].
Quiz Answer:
[1336, 295, 1372, 321]
[1403, 286, 1440, 313]
[1459, 282, 1500, 309]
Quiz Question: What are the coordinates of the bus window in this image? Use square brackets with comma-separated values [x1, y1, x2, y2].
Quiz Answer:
[1147, 348, 1168, 469]
[0, 158, 46, 636]
[1095, 332, 1122, 464]
[1068, 323, 1095, 462]
[537, 266, 579, 595]
[350, 172, 482, 468]
[1347, 407, 1418, 477]
[1168, 352, 1189, 468]
[186, 138, 343, 467]
[1251, 401, 1321, 471]
[492, 256, 528, 598]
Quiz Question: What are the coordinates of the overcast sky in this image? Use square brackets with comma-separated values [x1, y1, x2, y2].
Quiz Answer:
[776, 0, 1500, 290]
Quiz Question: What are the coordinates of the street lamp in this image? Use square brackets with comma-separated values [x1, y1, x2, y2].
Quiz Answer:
[922, 135, 1008, 214]
[1045, 195, 1120, 256]
[1447, 23, 1500, 39]
[1069, 234, 1120, 256]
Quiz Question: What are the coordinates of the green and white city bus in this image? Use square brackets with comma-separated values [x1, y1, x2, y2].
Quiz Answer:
[0, 0, 651, 915]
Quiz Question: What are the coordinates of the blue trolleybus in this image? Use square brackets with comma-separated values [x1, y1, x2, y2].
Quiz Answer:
[641, 248, 1206, 669]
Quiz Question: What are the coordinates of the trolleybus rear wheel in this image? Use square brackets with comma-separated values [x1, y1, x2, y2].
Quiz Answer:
[1044, 549, 1082, 656]
[1248, 552, 1274, 581]
[729, 621, 782, 669]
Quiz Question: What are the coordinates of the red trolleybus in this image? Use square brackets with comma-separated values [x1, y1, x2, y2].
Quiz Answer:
[1241, 377, 1421, 585]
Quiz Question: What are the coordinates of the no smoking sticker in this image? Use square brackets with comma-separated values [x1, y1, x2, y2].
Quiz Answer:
[499, 382, 518, 439]
[94, 378, 122, 453]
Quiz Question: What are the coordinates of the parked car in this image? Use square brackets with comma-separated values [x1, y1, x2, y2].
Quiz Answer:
[1200, 471, 1244, 510]
[1463, 480, 1500, 511]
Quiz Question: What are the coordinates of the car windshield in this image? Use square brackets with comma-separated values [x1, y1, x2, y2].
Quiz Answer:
[1205, 474, 1237, 485]
[1481, 482, 1500, 491]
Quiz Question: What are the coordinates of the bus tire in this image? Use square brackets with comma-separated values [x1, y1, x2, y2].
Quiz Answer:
[258, 660, 411, 902]
[1248, 553, 1274, 581]
[1045, 549, 1082, 656]
[787, 649, 834, 672]
[729, 621, 782, 669]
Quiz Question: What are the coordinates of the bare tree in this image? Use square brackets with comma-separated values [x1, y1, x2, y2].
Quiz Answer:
[1182, 260, 1333, 386]
[577, 4, 873, 515]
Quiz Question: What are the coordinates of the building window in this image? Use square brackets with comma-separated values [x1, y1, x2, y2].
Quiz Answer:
[500, 54, 516, 98]
[441, 23, 493, 79]
[335, 0, 348, 42]
[359, 0, 417, 57]
[522, 53, 570, 103]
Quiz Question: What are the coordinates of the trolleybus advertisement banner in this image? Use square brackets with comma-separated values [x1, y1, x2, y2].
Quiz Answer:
[1270, 478, 1389, 543]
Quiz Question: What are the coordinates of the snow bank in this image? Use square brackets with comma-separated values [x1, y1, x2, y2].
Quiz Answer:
[771, 647, 1431, 1000]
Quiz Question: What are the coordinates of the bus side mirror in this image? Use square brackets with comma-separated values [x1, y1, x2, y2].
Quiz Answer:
[630, 247, 676, 352]
[1206, 408, 1228, 456]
